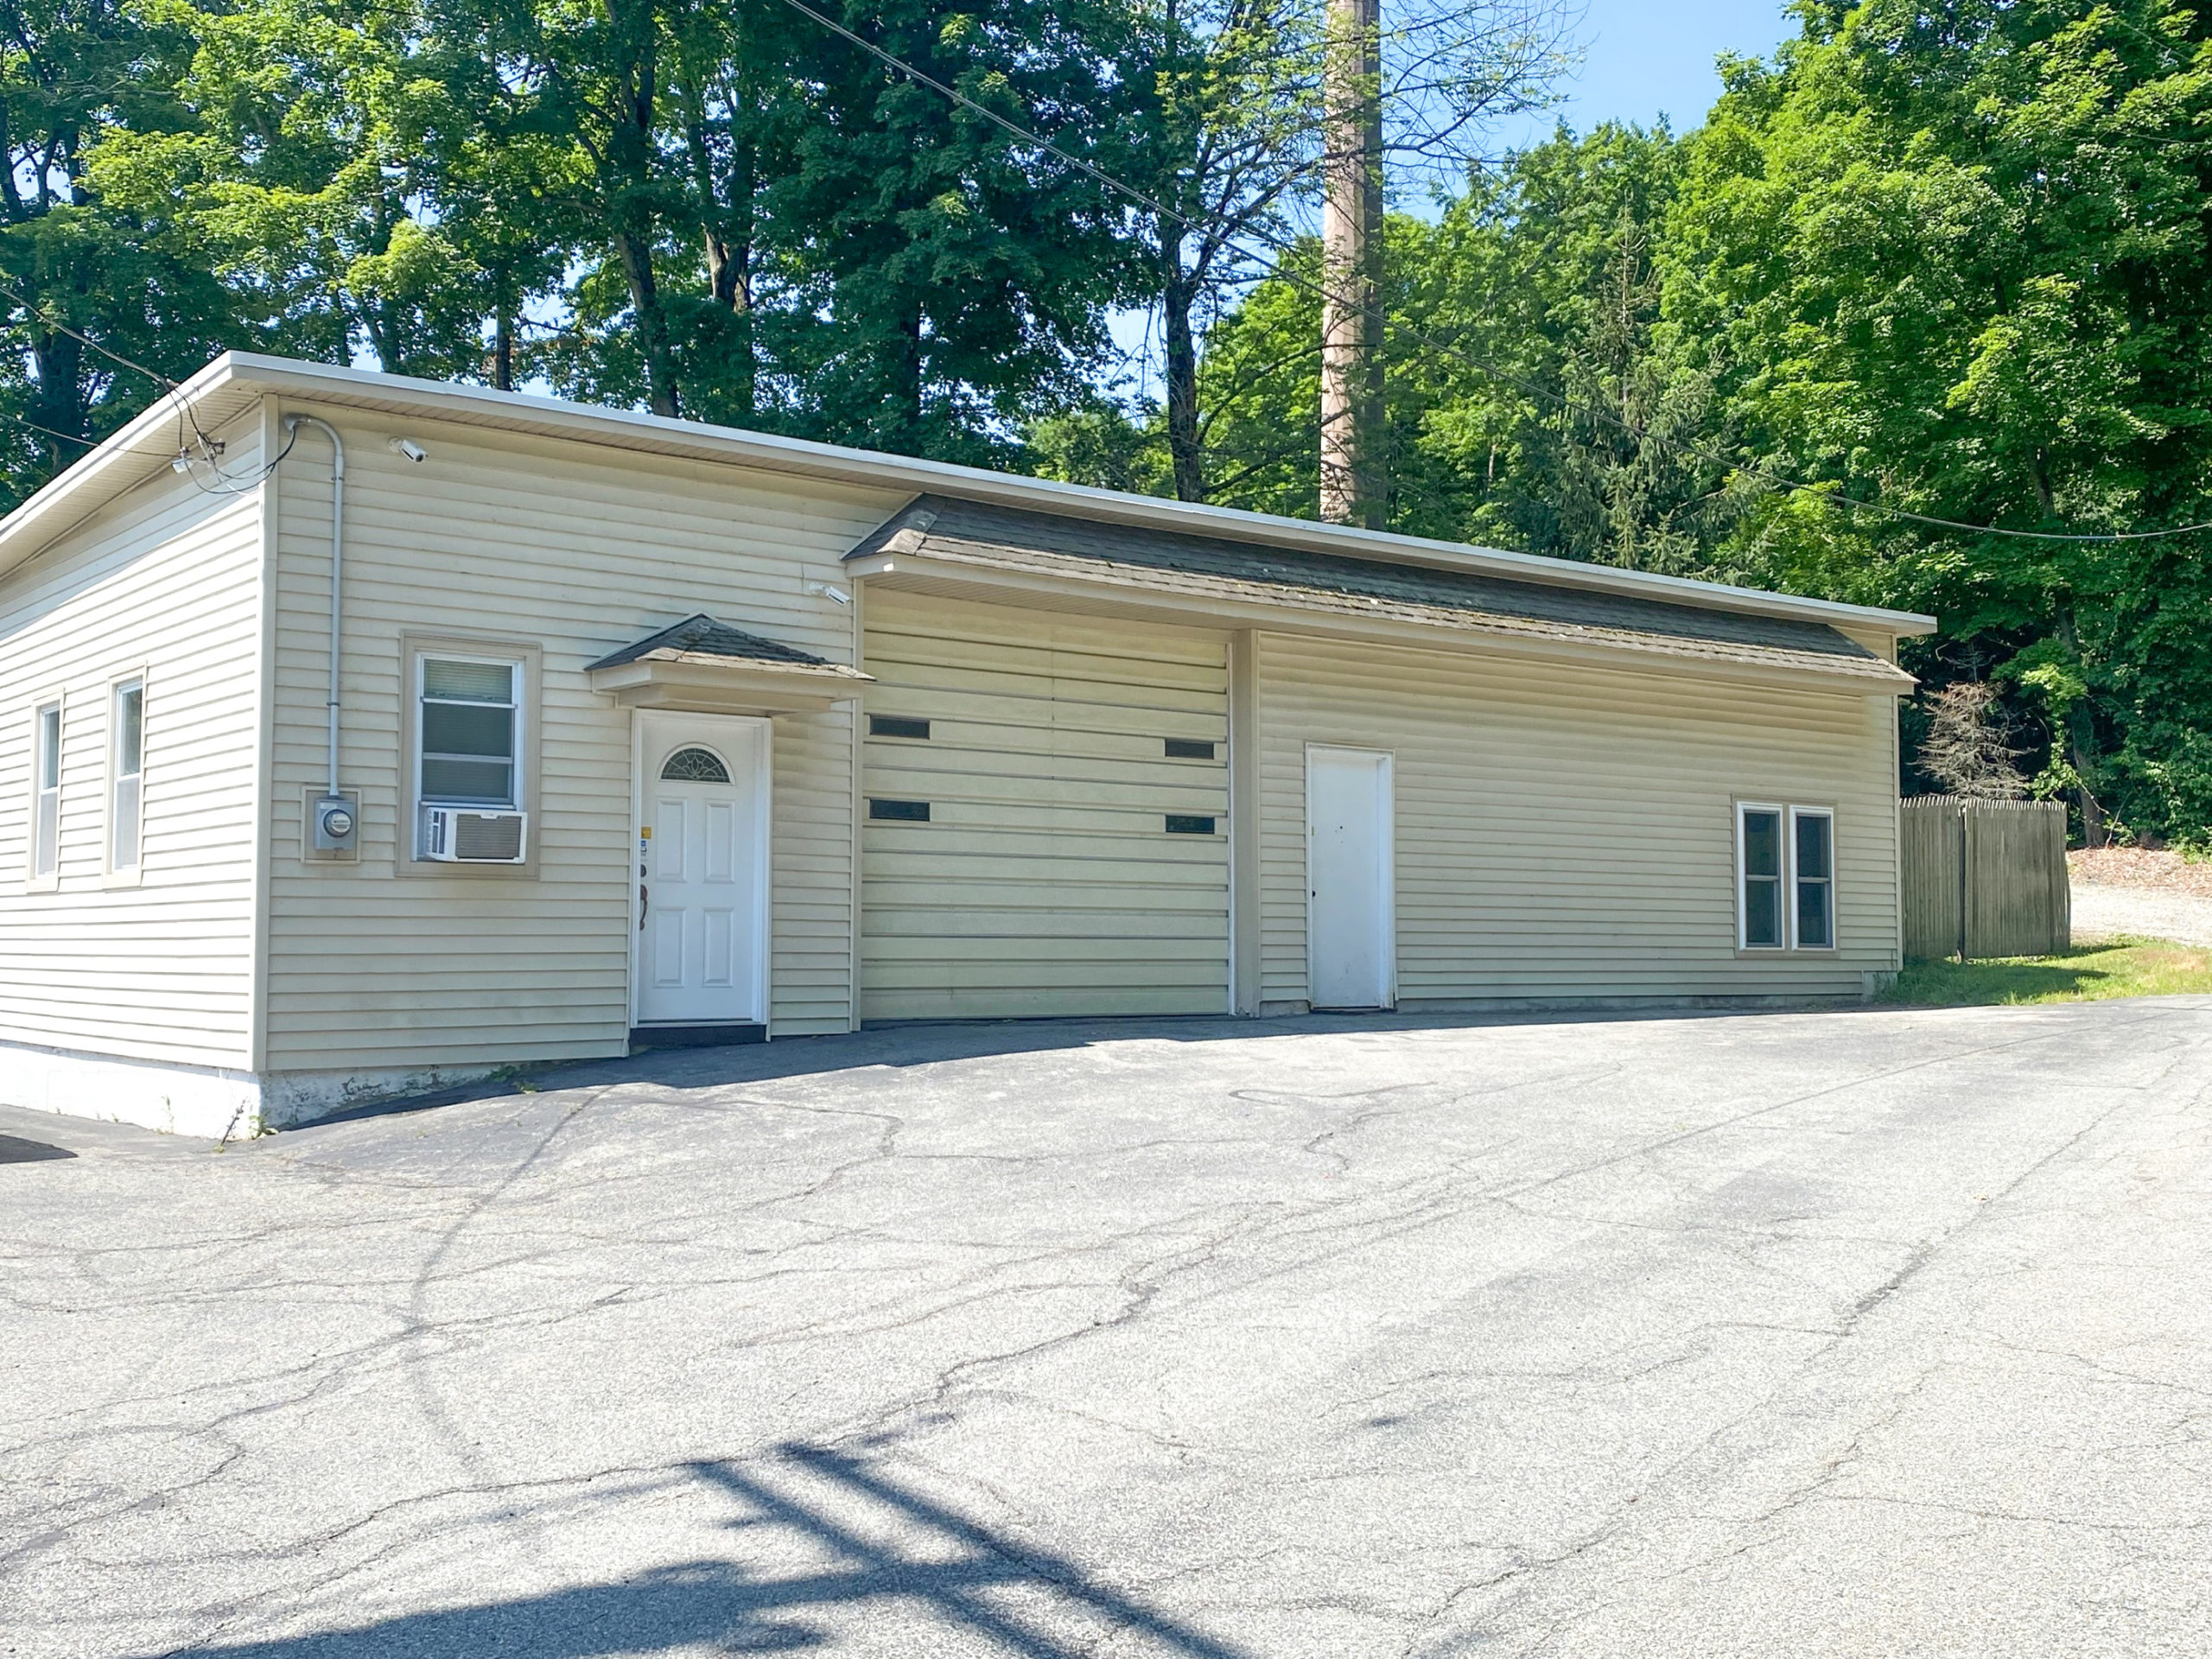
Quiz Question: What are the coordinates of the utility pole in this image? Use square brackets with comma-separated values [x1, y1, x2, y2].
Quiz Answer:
[1319, 0, 1383, 527]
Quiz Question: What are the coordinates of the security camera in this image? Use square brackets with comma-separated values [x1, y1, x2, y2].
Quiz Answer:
[806, 582, 853, 605]
[389, 437, 428, 463]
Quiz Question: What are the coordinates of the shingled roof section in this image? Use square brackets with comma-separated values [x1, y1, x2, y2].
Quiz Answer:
[586, 614, 864, 675]
[847, 495, 1909, 685]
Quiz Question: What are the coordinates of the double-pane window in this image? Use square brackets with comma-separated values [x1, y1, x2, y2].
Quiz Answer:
[419, 658, 518, 807]
[1739, 807, 1783, 948]
[31, 702, 60, 879]
[1793, 809, 1834, 949]
[1738, 802, 1835, 951]
[111, 680, 143, 873]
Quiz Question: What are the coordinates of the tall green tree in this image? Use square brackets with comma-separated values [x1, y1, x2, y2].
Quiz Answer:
[1107, 0, 1325, 501]
[751, 0, 1128, 463]
[28, 0, 1140, 474]
[92, 0, 497, 378]
[0, 0, 235, 497]
[1188, 123, 1737, 563]
[1414, 121, 1737, 569]
[432, 0, 711, 416]
[1676, 0, 2212, 842]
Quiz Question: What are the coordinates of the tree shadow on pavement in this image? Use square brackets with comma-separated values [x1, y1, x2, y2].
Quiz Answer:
[137, 1442, 1250, 1658]
[311, 1000, 1856, 1131]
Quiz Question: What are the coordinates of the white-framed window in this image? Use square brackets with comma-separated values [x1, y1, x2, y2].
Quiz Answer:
[415, 652, 522, 850]
[1737, 800, 1837, 952]
[108, 677, 144, 874]
[1737, 803, 1785, 950]
[1791, 806, 1835, 950]
[29, 698, 61, 884]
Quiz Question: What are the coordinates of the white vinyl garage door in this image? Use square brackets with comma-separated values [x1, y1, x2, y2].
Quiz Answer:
[861, 589, 1230, 1020]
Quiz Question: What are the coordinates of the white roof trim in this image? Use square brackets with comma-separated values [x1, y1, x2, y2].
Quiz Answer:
[0, 355, 270, 579]
[0, 352, 1940, 636]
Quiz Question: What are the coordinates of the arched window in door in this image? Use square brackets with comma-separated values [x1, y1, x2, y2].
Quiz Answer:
[661, 747, 732, 783]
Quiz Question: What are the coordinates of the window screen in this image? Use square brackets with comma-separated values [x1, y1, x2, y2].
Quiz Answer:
[32, 702, 59, 879]
[420, 658, 518, 805]
[1739, 806, 1783, 949]
[111, 680, 143, 872]
[1794, 810, 1834, 949]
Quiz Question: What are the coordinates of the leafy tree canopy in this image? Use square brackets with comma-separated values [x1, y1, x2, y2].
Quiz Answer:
[10, 0, 2212, 842]
[1174, 1, 2212, 842]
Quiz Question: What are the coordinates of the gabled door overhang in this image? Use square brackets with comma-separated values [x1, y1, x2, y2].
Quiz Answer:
[586, 613, 872, 715]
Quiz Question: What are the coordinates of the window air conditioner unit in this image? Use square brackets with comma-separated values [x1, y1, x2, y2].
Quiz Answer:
[423, 806, 528, 863]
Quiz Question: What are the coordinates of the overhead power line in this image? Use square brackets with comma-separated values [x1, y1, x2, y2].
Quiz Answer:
[0, 408, 98, 449]
[775, 0, 2212, 546]
[3, 56, 2202, 543]
[0, 283, 293, 496]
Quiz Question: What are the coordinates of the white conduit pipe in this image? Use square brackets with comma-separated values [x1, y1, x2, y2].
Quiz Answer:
[285, 416, 346, 796]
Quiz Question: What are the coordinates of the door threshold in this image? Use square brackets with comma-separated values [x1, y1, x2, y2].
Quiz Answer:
[628, 1022, 768, 1052]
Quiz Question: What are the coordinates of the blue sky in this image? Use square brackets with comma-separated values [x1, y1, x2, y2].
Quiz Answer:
[1499, 0, 1798, 147]
[1108, 3, 1801, 382]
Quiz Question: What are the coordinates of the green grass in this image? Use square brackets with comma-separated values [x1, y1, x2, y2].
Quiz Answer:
[1883, 937, 2212, 1007]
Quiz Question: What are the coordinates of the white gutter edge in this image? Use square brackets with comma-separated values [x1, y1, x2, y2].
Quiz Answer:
[0, 352, 1942, 638]
[0, 354, 250, 575]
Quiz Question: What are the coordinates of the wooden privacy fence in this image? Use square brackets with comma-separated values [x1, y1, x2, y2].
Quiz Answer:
[1901, 797, 2071, 961]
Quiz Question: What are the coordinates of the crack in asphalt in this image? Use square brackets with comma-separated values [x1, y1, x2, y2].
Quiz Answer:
[5, 1002, 2209, 1658]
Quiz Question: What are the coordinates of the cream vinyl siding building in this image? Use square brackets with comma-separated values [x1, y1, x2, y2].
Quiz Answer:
[1249, 634, 1898, 1007]
[259, 414, 891, 1084]
[0, 354, 1930, 1137]
[0, 409, 268, 1133]
[861, 590, 1232, 1021]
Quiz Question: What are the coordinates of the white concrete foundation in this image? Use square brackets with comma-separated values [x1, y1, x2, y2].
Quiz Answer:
[0, 1041, 509, 1139]
[0, 1042, 264, 1141]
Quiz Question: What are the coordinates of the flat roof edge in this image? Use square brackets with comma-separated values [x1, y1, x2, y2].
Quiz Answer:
[0, 352, 1941, 638]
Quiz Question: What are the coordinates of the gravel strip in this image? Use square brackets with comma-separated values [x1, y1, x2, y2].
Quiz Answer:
[2069, 846, 2212, 896]
[2073, 884, 2212, 948]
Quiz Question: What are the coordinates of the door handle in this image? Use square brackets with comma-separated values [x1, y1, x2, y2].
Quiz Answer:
[639, 882, 648, 931]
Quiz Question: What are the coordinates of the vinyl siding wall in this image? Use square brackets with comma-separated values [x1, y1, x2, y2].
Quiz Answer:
[0, 421, 266, 1066]
[1254, 631, 1901, 1007]
[263, 410, 899, 1071]
[860, 590, 1230, 1020]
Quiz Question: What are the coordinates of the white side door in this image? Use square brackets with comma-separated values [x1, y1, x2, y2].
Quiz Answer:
[635, 715, 768, 1027]
[1306, 746, 1395, 1010]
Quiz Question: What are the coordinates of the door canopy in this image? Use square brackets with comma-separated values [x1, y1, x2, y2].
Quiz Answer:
[586, 613, 873, 715]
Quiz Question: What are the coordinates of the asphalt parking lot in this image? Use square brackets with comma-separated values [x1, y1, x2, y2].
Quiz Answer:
[4, 1000, 2209, 1658]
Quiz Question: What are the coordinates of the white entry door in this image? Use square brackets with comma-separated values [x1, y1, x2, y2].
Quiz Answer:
[635, 714, 768, 1027]
[1307, 746, 1395, 1010]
